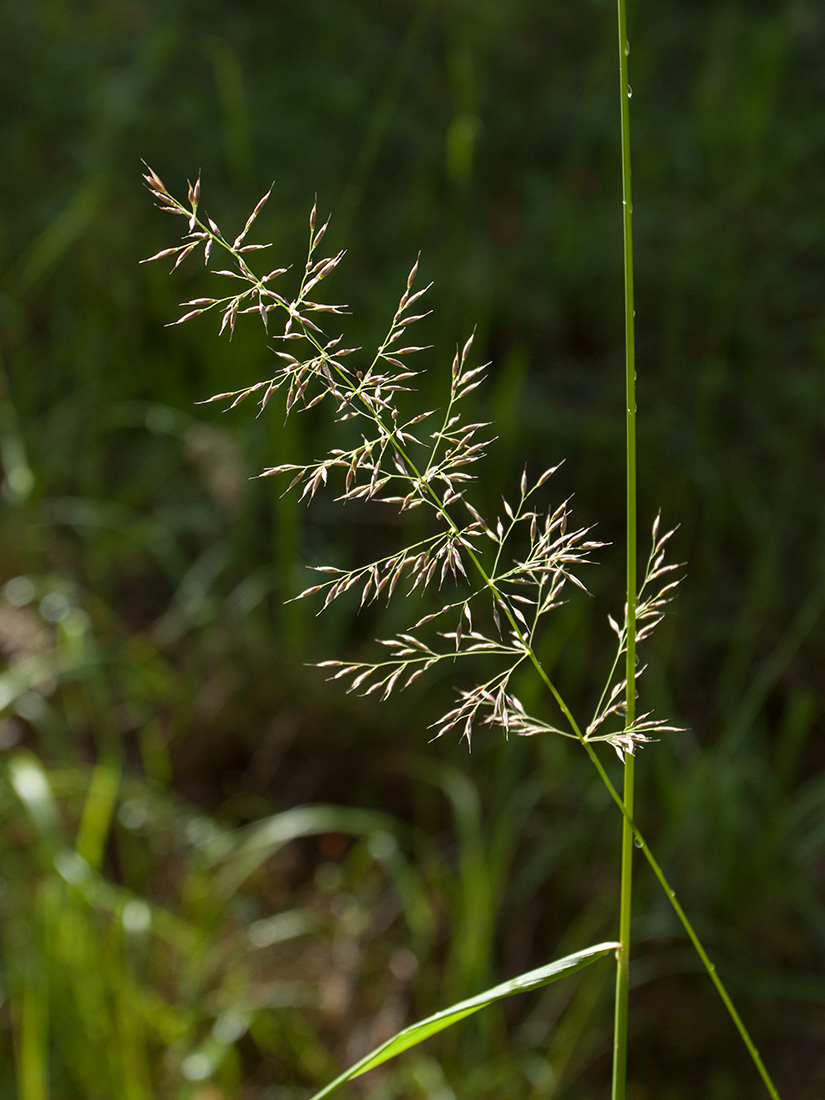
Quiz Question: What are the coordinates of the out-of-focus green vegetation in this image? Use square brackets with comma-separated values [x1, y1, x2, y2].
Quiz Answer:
[0, 0, 823, 1097]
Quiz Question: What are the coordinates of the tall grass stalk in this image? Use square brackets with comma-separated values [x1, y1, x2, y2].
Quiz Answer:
[613, 0, 636, 1095]
[609, 6, 780, 1097]
[608, 6, 781, 1095]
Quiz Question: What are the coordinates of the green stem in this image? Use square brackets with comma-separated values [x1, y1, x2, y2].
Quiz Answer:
[613, 0, 637, 1097]
[574, 741, 781, 1099]
[613, 753, 634, 1098]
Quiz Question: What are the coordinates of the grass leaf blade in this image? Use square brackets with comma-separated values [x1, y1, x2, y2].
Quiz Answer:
[307, 942, 619, 1099]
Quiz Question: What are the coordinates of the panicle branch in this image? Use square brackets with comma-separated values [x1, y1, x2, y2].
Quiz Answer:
[587, 513, 684, 758]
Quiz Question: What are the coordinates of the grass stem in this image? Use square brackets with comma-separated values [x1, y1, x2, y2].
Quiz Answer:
[612, 0, 637, 1096]
[583, 745, 782, 1100]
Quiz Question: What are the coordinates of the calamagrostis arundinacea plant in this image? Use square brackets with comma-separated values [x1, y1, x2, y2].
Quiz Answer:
[142, 161, 782, 1100]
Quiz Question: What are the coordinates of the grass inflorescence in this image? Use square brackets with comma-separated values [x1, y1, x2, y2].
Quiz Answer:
[141, 163, 679, 766]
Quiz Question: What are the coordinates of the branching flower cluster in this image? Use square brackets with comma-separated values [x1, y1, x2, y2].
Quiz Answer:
[586, 515, 684, 755]
[143, 166, 680, 759]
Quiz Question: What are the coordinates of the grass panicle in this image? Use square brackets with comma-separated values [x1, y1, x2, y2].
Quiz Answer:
[141, 164, 679, 768]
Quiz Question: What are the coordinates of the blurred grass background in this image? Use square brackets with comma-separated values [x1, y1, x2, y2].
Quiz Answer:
[1, 0, 824, 1097]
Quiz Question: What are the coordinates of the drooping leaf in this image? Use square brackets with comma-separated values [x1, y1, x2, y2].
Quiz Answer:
[308, 941, 619, 1100]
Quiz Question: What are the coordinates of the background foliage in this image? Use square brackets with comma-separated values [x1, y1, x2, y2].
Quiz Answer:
[1, 0, 824, 1097]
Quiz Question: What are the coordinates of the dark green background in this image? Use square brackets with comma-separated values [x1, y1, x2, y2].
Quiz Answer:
[1, 1, 823, 1097]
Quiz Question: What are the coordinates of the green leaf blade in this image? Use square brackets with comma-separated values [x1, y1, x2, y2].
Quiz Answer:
[309, 941, 619, 1099]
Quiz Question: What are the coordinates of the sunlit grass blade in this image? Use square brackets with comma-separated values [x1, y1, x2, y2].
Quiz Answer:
[7, 752, 62, 853]
[211, 803, 406, 897]
[17, 957, 48, 1100]
[75, 758, 122, 871]
[307, 942, 619, 1100]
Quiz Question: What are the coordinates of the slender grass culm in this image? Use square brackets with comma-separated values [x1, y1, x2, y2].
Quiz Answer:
[612, 0, 638, 1093]
[141, 9, 784, 1094]
[611, 5, 780, 1095]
